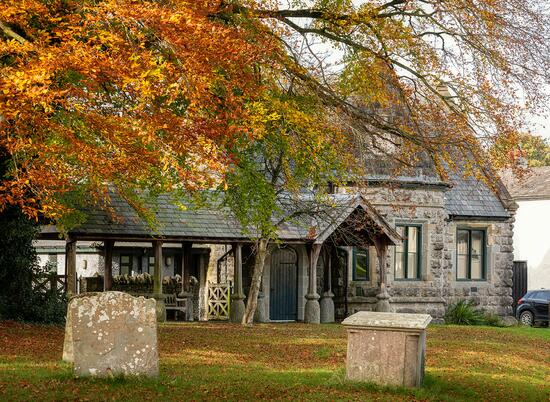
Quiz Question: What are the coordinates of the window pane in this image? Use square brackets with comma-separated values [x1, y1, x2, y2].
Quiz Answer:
[470, 258, 482, 279]
[471, 231, 483, 258]
[395, 252, 404, 279]
[457, 255, 468, 279]
[396, 227, 405, 253]
[408, 227, 418, 253]
[457, 230, 469, 254]
[354, 249, 368, 280]
[407, 252, 418, 279]
[470, 231, 484, 279]
[121, 255, 130, 264]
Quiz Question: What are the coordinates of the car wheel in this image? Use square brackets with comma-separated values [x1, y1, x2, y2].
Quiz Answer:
[519, 310, 534, 326]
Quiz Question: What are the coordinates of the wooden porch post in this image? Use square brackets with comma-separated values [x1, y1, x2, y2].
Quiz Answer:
[374, 237, 391, 312]
[65, 237, 77, 296]
[180, 242, 194, 321]
[305, 243, 322, 324]
[103, 240, 114, 291]
[230, 243, 246, 323]
[320, 247, 335, 323]
[153, 240, 166, 322]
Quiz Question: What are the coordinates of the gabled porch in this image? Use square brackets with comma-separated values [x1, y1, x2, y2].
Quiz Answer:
[37, 193, 400, 323]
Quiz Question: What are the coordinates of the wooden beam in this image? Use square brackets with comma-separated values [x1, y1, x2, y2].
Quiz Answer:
[65, 238, 77, 296]
[182, 242, 193, 293]
[103, 240, 114, 291]
[153, 240, 163, 297]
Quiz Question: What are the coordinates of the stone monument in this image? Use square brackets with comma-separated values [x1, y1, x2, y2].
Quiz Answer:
[63, 292, 159, 377]
[342, 311, 431, 387]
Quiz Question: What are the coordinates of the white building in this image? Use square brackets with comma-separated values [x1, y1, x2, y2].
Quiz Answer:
[502, 167, 550, 290]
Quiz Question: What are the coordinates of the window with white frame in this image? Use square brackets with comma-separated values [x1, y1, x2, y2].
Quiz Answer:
[395, 225, 422, 280]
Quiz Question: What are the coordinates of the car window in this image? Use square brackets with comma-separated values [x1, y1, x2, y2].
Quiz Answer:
[529, 291, 550, 300]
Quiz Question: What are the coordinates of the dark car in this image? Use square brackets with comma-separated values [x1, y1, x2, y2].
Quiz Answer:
[516, 290, 550, 326]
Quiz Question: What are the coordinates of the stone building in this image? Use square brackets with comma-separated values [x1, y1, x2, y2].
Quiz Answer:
[332, 171, 517, 320]
[35, 170, 517, 323]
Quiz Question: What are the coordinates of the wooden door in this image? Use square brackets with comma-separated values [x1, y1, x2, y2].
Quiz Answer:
[270, 248, 298, 321]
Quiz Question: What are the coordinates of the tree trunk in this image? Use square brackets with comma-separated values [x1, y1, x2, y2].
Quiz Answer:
[242, 238, 269, 325]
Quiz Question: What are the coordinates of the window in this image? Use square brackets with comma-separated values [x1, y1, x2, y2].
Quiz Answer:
[532, 291, 550, 301]
[457, 229, 486, 280]
[395, 225, 422, 280]
[120, 255, 132, 276]
[148, 256, 155, 274]
[352, 247, 369, 281]
[47, 254, 58, 272]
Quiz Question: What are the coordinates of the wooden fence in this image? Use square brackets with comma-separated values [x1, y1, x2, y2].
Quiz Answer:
[207, 282, 231, 320]
[32, 272, 66, 298]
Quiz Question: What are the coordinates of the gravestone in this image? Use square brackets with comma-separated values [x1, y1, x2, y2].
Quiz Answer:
[342, 311, 431, 387]
[63, 291, 159, 377]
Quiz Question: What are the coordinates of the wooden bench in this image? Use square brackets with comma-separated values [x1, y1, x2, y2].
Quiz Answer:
[164, 294, 187, 321]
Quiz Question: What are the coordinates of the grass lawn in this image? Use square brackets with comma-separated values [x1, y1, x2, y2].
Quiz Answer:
[0, 321, 548, 401]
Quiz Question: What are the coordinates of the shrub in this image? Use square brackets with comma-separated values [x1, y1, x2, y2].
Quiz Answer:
[444, 300, 485, 325]
[482, 312, 505, 327]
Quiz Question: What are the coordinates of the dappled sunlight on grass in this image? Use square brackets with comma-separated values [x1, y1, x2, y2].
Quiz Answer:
[0, 321, 548, 401]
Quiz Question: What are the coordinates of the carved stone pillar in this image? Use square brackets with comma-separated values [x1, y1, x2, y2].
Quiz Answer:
[254, 282, 268, 323]
[180, 242, 194, 321]
[305, 243, 322, 324]
[320, 248, 335, 323]
[374, 238, 391, 313]
[230, 243, 246, 323]
[153, 240, 166, 322]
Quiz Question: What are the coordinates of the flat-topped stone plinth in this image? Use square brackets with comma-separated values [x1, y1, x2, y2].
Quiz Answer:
[342, 311, 432, 387]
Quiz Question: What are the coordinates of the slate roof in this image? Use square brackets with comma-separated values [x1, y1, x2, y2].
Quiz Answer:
[357, 153, 512, 219]
[41, 193, 400, 245]
[500, 167, 550, 200]
[443, 173, 511, 219]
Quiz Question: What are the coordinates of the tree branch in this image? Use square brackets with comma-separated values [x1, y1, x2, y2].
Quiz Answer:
[0, 21, 27, 44]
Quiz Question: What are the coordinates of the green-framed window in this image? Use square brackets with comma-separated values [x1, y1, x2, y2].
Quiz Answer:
[457, 228, 486, 280]
[120, 255, 132, 276]
[395, 225, 422, 280]
[352, 247, 369, 281]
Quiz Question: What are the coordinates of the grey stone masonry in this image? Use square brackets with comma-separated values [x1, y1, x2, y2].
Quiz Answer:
[63, 292, 159, 377]
[343, 311, 431, 387]
[333, 184, 515, 321]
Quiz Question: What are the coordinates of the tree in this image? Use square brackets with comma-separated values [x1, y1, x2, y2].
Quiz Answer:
[2, 1, 549, 223]
[520, 134, 550, 167]
[3, 1, 549, 323]
[222, 0, 550, 180]
[223, 90, 353, 324]
[0, 151, 66, 323]
[0, 1, 278, 224]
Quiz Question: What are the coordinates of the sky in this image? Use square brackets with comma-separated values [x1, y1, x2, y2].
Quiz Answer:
[529, 111, 550, 140]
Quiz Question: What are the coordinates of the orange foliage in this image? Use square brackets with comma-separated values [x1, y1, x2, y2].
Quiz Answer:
[0, 0, 278, 219]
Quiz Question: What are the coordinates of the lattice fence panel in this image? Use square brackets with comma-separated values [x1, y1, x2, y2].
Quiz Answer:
[207, 282, 231, 320]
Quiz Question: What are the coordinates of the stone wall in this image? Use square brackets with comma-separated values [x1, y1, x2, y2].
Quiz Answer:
[331, 184, 515, 321]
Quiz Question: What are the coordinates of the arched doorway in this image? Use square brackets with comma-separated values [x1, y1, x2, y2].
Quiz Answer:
[270, 247, 298, 321]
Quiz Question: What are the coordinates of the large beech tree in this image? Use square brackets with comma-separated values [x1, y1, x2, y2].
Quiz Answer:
[2, 1, 549, 320]
[1, 1, 549, 220]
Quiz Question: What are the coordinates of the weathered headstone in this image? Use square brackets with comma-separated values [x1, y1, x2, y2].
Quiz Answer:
[63, 291, 159, 377]
[342, 311, 431, 387]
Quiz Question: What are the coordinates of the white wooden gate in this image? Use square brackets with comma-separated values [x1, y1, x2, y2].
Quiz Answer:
[207, 282, 231, 320]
